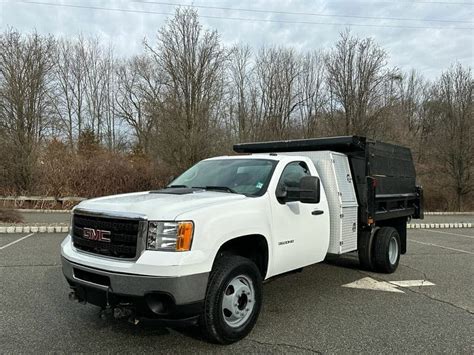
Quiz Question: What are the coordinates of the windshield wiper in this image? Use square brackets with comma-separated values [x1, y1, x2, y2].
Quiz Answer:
[193, 186, 238, 194]
[166, 184, 189, 188]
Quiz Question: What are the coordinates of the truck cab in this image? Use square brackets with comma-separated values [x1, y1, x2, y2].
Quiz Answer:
[62, 136, 423, 344]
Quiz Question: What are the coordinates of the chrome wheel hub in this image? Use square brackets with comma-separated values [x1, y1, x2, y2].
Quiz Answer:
[388, 237, 398, 265]
[221, 275, 255, 328]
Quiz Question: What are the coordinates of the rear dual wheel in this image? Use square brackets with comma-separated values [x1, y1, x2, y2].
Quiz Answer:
[358, 226, 401, 274]
[374, 227, 401, 273]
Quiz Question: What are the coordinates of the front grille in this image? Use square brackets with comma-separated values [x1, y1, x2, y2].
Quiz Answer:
[72, 214, 141, 259]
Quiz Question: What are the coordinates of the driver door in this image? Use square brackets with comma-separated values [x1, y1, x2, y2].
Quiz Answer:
[270, 160, 329, 276]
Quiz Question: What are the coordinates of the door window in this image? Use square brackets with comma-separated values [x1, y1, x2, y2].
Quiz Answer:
[276, 161, 311, 201]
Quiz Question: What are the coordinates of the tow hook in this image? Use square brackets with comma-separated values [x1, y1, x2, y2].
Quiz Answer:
[68, 291, 86, 304]
[112, 306, 140, 325]
[113, 306, 133, 320]
[68, 291, 77, 301]
[129, 317, 140, 326]
[99, 307, 113, 320]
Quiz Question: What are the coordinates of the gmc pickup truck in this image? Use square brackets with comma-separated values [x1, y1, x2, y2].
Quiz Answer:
[62, 136, 423, 344]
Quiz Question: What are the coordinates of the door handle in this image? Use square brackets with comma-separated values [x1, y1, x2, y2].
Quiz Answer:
[312, 210, 324, 215]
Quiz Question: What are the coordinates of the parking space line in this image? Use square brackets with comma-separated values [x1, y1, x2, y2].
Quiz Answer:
[410, 239, 474, 255]
[423, 229, 474, 239]
[0, 233, 35, 250]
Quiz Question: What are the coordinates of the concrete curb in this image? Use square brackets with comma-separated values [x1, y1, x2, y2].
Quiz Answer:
[407, 223, 472, 229]
[424, 212, 474, 215]
[0, 225, 69, 233]
[13, 209, 70, 213]
[0, 223, 472, 234]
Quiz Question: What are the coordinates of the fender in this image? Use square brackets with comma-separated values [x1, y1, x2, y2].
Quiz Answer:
[175, 193, 274, 277]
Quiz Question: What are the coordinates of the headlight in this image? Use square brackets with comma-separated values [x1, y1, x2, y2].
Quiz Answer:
[147, 221, 194, 251]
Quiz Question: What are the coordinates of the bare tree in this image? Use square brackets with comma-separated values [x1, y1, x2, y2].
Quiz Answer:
[227, 44, 260, 142]
[102, 47, 117, 151]
[79, 38, 117, 148]
[0, 29, 56, 191]
[53, 37, 88, 149]
[147, 8, 227, 169]
[297, 51, 327, 137]
[325, 30, 394, 136]
[255, 47, 302, 140]
[397, 71, 426, 132]
[115, 54, 164, 154]
[390, 70, 435, 159]
[53, 36, 118, 150]
[431, 64, 473, 210]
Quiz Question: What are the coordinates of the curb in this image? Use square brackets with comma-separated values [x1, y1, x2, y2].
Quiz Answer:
[424, 212, 474, 215]
[13, 209, 70, 213]
[0, 225, 69, 233]
[0, 223, 472, 234]
[407, 223, 472, 229]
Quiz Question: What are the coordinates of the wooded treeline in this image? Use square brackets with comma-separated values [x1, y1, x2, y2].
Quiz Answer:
[0, 9, 472, 210]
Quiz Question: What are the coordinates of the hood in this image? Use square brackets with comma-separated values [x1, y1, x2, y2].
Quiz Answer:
[74, 190, 247, 220]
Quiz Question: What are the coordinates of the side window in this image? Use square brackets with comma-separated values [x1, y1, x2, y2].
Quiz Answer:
[277, 161, 311, 191]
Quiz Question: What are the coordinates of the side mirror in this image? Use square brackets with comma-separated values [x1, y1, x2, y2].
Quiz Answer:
[299, 176, 320, 204]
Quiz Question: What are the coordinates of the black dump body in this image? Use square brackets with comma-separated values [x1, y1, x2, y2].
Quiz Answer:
[234, 136, 423, 226]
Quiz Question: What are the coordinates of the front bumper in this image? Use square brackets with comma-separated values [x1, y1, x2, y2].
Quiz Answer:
[62, 257, 209, 320]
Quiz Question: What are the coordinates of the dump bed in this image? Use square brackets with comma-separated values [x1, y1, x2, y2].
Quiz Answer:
[234, 136, 423, 226]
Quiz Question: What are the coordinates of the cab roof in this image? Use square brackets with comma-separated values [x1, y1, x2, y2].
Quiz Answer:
[205, 153, 291, 162]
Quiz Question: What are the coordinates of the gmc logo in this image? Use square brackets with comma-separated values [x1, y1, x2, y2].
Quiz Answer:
[83, 228, 111, 242]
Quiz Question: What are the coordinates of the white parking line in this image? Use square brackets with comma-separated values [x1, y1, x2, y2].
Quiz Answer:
[410, 239, 474, 255]
[0, 233, 35, 250]
[423, 229, 474, 239]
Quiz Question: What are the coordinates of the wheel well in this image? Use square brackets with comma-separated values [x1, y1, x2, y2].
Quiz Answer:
[376, 217, 407, 254]
[215, 235, 269, 278]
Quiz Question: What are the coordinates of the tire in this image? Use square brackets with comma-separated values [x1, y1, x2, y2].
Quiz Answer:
[373, 227, 401, 274]
[358, 229, 376, 271]
[199, 255, 262, 344]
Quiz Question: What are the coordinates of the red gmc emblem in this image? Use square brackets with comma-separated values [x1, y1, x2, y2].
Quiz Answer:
[83, 228, 111, 242]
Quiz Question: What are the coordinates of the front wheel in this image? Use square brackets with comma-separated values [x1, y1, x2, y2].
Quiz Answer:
[199, 255, 262, 344]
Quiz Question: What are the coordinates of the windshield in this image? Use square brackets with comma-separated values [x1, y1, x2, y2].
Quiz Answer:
[169, 159, 278, 196]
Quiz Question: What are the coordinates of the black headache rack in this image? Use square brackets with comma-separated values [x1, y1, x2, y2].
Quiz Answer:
[234, 136, 424, 226]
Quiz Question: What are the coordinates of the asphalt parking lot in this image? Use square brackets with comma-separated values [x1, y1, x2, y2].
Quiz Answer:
[1, 229, 473, 353]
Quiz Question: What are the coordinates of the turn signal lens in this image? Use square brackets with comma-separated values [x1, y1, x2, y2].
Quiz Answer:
[176, 222, 194, 251]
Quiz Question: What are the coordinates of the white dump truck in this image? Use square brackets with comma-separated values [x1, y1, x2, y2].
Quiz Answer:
[62, 136, 423, 343]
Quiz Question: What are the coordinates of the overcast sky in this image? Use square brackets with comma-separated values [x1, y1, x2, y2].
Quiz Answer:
[1, 0, 473, 79]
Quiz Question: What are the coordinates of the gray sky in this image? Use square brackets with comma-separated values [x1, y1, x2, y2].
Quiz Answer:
[1, 0, 473, 79]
